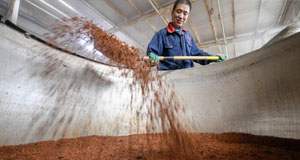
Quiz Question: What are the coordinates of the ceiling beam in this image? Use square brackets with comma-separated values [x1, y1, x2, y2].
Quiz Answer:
[277, 0, 297, 26]
[204, 0, 218, 42]
[188, 18, 201, 44]
[148, 0, 168, 25]
[128, 0, 142, 15]
[296, 1, 300, 19]
[252, 0, 263, 50]
[255, 0, 263, 35]
[216, 0, 228, 57]
[108, 0, 200, 33]
[103, 0, 127, 21]
[198, 27, 283, 49]
[232, 0, 236, 58]
[146, 19, 158, 32]
[284, 0, 298, 24]
[153, 0, 159, 8]
[152, 0, 179, 24]
[80, 0, 145, 52]
[297, 1, 300, 18]
[25, 0, 65, 23]
[163, 15, 170, 22]
[276, 0, 288, 26]
[151, 0, 170, 23]
[148, 0, 168, 31]
[232, 0, 236, 38]
[128, 0, 156, 43]
[204, 0, 221, 53]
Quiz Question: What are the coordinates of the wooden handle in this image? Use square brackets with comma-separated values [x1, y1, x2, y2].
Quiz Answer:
[143, 56, 220, 61]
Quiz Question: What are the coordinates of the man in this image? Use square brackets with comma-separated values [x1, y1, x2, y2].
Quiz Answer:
[147, 0, 225, 70]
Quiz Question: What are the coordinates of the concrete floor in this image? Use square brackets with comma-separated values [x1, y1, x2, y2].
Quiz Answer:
[0, 23, 299, 146]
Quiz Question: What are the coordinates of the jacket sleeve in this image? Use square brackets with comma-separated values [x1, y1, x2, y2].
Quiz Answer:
[147, 31, 163, 56]
[190, 37, 213, 65]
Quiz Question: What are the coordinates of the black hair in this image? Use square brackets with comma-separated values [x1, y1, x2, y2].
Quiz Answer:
[172, 0, 192, 12]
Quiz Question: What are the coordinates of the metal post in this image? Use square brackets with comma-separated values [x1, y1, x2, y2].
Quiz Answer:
[5, 0, 20, 24]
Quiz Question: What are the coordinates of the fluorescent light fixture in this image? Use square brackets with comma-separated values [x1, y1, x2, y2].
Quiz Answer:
[40, 0, 71, 18]
[58, 0, 83, 16]
[25, 0, 65, 23]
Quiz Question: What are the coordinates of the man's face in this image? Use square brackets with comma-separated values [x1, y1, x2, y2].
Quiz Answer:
[172, 3, 190, 29]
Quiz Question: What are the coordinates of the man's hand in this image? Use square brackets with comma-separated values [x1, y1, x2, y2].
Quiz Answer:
[215, 54, 226, 62]
[149, 52, 159, 66]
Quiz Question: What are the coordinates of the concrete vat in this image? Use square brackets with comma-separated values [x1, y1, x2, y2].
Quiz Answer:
[0, 22, 299, 146]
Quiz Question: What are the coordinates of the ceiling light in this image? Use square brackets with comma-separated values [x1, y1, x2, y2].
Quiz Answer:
[25, 0, 65, 23]
[58, 0, 82, 16]
[40, 0, 71, 18]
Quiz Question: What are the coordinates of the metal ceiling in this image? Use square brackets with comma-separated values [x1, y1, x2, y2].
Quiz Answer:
[0, 0, 299, 59]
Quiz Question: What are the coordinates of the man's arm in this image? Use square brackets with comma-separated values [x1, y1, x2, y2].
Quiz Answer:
[147, 31, 163, 56]
[190, 37, 213, 65]
[147, 31, 163, 66]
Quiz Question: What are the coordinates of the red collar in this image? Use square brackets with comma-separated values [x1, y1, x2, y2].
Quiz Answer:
[167, 22, 186, 35]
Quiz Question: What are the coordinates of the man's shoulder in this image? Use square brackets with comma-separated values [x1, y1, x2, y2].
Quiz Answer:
[156, 27, 168, 35]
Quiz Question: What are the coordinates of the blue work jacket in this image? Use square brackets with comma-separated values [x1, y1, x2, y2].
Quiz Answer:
[147, 23, 212, 70]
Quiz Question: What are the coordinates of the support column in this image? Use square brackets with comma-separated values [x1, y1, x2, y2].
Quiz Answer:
[5, 0, 20, 24]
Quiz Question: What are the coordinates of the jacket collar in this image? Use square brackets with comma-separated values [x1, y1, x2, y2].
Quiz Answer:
[167, 22, 186, 35]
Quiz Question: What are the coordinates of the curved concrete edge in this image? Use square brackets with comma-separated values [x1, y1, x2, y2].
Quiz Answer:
[166, 32, 300, 139]
[263, 21, 300, 47]
[0, 23, 143, 146]
[0, 23, 299, 146]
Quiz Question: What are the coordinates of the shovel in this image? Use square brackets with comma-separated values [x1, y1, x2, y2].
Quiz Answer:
[142, 56, 220, 61]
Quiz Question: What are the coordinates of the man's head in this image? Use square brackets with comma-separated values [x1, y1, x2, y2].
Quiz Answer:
[171, 0, 191, 29]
